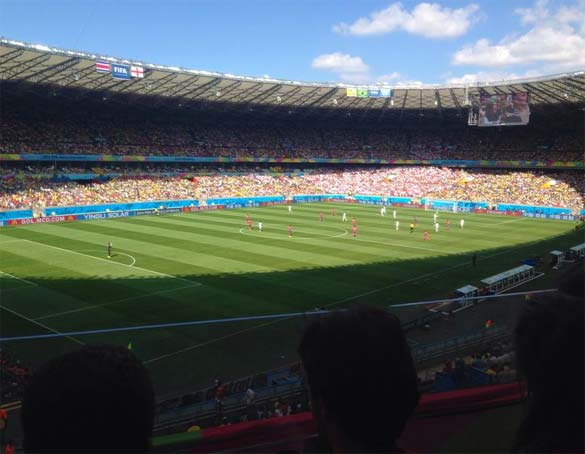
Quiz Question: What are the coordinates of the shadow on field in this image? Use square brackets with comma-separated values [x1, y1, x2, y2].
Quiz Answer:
[0, 228, 582, 394]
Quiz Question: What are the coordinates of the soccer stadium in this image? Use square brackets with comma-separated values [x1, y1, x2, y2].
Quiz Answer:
[0, 2, 584, 451]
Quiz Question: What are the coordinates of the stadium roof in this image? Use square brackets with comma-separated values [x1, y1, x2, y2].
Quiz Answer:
[1, 37, 585, 120]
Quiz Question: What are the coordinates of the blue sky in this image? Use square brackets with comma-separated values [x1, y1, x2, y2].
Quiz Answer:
[1, 0, 584, 85]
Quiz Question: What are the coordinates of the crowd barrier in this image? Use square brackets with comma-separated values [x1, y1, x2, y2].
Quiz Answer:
[0, 153, 583, 169]
[152, 383, 525, 452]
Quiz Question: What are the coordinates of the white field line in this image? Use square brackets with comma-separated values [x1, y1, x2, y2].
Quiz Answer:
[0, 304, 84, 345]
[15, 238, 201, 287]
[144, 246, 513, 365]
[0, 271, 38, 287]
[34, 283, 201, 321]
[239, 227, 348, 240]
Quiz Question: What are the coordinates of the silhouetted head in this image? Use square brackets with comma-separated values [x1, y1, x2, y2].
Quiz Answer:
[298, 305, 419, 452]
[23, 344, 154, 453]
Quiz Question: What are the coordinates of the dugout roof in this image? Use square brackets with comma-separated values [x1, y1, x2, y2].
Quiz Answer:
[1, 38, 585, 120]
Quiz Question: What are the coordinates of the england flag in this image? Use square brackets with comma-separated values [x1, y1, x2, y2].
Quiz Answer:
[130, 66, 144, 78]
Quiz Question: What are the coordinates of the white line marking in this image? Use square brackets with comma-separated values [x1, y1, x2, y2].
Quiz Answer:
[0, 304, 84, 345]
[34, 284, 201, 321]
[144, 247, 513, 365]
[0, 271, 38, 287]
[239, 227, 348, 240]
[73, 250, 136, 266]
[15, 238, 201, 286]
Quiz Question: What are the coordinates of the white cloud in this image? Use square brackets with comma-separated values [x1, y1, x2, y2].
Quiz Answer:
[445, 69, 542, 85]
[375, 72, 402, 83]
[311, 52, 370, 83]
[452, 0, 585, 70]
[333, 2, 480, 38]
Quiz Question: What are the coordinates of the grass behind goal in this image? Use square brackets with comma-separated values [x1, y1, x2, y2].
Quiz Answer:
[0, 202, 580, 394]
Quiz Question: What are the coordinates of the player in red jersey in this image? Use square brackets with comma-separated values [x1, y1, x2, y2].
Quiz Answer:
[352, 225, 358, 238]
[351, 217, 356, 226]
[245, 214, 250, 222]
[288, 224, 293, 238]
[319, 212, 324, 222]
[445, 219, 450, 231]
[331, 207, 336, 216]
[247, 218, 253, 230]
[423, 230, 429, 241]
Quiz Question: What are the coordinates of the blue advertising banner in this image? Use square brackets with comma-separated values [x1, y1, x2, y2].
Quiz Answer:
[368, 89, 382, 98]
[111, 63, 131, 80]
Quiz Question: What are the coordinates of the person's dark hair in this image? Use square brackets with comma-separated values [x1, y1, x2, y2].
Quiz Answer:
[513, 281, 584, 453]
[298, 305, 419, 452]
[22, 344, 154, 453]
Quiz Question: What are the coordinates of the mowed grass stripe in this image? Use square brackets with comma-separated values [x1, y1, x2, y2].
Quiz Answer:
[129, 216, 404, 263]
[24, 223, 275, 275]
[59, 221, 334, 271]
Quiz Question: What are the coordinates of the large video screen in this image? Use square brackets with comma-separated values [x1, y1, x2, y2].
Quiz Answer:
[478, 93, 530, 127]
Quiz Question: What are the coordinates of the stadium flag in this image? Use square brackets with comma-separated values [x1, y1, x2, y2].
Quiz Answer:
[346, 88, 357, 97]
[368, 89, 382, 98]
[95, 61, 111, 73]
[357, 88, 369, 98]
[130, 65, 144, 78]
[111, 63, 131, 80]
[380, 88, 392, 98]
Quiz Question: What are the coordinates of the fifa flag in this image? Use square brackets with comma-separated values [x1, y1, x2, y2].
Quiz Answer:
[357, 88, 369, 98]
[95, 61, 111, 73]
[346, 88, 357, 97]
[131, 65, 144, 78]
[111, 63, 131, 80]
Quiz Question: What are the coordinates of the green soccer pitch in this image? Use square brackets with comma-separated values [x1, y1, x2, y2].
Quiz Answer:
[0, 202, 581, 394]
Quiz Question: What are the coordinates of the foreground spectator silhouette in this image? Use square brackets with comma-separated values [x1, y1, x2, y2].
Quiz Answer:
[22, 345, 154, 453]
[298, 306, 419, 453]
[513, 265, 584, 453]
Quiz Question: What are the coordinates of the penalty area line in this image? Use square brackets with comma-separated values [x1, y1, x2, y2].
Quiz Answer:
[16, 238, 201, 287]
[34, 283, 201, 321]
[143, 246, 513, 365]
[0, 304, 85, 345]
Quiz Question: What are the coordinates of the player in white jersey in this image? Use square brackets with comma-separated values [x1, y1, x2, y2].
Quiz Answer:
[392, 210, 397, 219]
[433, 211, 438, 223]
[434, 222, 439, 233]
[342, 212, 348, 222]
[460, 219, 465, 229]
[258, 222, 263, 232]
[380, 206, 386, 217]
[288, 205, 292, 213]
[395, 220, 400, 230]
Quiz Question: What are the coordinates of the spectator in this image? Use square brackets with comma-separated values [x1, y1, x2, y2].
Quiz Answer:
[22, 344, 154, 453]
[298, 305, 419, 453]
[512, 283, 584, 452]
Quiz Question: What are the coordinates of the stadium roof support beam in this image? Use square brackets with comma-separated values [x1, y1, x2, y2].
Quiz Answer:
[449, 88, 462, 110]
[183, 77, 223, 101]
[0, 48, 24, 67]
[23, 57, 80, 83]
[265, 86, 303, 112]
[56, 64, 98, 87]
[244, 83, 282, 105]
[546, 80, 585, 102]
[2, 54, 51, 79]
[526, 82, 568, 104]
[299, 87, 338, 117]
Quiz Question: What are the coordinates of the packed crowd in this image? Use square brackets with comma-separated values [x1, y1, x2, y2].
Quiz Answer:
[0, 349, 30, 403]
[1, 167, 583, 211]
[1, 109, 583, 161]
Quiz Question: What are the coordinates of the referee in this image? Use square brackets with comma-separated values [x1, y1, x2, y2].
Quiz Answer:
[107, 242, 113, 258]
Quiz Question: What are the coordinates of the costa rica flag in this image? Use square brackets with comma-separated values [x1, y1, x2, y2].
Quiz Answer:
[95, 61, 111, 73]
